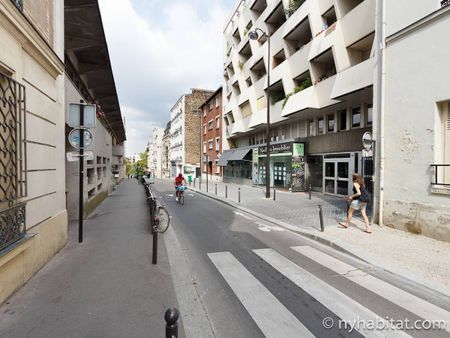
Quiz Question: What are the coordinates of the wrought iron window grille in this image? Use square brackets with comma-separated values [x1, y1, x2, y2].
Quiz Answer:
[11, 0, 23, 11]
[0, 71, 27, 251]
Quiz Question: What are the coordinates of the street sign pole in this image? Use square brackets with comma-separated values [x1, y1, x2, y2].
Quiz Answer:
[79, 103, 85, 243]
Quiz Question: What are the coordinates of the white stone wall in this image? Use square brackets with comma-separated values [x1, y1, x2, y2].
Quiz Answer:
[383, 5, 450, 241]
[147, 127, 164, 178]
[170, 96, 185, 171]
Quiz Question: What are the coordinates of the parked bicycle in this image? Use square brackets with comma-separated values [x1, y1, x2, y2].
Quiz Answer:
[154, 200, 170, 233]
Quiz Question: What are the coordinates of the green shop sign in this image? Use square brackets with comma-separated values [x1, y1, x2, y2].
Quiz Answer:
[258, 142, 292, 155]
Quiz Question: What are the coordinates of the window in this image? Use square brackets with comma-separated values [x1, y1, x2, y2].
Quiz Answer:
[203, 108, 207, 117]
[224, 116, 230, 126]
[216, 96, 220, 108]
[208, 140, 213, 149]
[308, 120, 314, 136]
[339, 109, 347, 131]
[203, 124, 206, 134]
[229, 112, 235, 124]
[215, 138, 220, 151]
[209, 101, 213, 111]
[366, 104, 373, 126]
[215, 160, 221, 174]
[208, 120, 213, 130]
[216, 117, 220, 129]
[327, 114, 335, 132]
[352, 107, 361, 128]
[317, 118, 324, 134]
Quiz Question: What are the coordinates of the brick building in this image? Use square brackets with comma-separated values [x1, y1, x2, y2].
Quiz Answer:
[169, 88, 213, 178]
[200, 87, 223, 181]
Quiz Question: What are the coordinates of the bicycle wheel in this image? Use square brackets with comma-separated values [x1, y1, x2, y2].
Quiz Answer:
[180, 193, 184, 206]
[156, 206, 170, 233]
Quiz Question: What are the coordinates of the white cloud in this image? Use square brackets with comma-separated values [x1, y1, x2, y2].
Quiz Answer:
[98, 0, 230, 155]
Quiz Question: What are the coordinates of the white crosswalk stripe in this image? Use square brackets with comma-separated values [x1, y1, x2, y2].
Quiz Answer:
[208, 252, 314, 338]
[292, 245, 450, 333]
[254, 248, 412, 338]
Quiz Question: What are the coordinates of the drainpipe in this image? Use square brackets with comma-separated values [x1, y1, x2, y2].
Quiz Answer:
[374, 0, 386, 225]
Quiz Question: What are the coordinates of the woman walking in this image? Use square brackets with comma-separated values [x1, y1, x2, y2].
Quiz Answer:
[339, 173, 371, 233]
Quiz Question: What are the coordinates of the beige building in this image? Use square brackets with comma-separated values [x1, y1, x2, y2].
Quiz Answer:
[147, 127, 164, 178]
[170, 89, 213, 178]
[161, 122, 171, 178]
[64, 0, 126, 220]
[0, 0, 67, 304]
[379, 1, 450, 241]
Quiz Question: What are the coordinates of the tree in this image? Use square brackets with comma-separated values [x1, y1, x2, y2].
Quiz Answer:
[134, 150, 148, 176]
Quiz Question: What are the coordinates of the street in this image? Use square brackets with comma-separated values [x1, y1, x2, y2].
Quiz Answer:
[154, 179, 450, 338]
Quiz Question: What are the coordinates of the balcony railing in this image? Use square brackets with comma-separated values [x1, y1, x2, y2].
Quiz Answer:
[430, 164, 450, 186]
[0, 203, 26, 252]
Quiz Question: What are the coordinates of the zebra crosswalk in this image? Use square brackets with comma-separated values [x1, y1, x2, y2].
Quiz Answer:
[208, 246, 450, 338]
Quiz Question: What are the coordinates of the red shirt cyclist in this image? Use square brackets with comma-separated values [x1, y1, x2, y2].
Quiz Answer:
[174, 173, 186, 202]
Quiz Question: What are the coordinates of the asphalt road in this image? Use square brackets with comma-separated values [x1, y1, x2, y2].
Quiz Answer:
[154, 179, 450, 338]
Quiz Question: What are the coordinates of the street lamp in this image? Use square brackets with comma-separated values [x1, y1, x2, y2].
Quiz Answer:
[248, 27, 271, 198]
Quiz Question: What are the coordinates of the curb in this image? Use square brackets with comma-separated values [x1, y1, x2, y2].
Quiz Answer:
[190, 186, 450, 298]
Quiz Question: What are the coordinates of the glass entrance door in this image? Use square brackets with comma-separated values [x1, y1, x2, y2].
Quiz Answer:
[323, 159, 351, 195]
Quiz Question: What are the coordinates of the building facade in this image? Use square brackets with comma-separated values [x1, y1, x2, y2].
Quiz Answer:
[161, 122, 171, 178]
[147, 127, 164, 178]
[201, 87, 223, 182]
[0, 0, 66, 304]
[64, 0, 126, 220]
[380, 1, 450, 241]
[222, 0, 374, 194]
[170, 88, 214, 178]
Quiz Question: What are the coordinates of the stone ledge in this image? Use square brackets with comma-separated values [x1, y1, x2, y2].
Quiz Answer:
[0, 234, 35, 269]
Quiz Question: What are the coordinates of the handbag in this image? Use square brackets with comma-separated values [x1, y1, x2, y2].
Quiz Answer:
[359, 186, 371, 203]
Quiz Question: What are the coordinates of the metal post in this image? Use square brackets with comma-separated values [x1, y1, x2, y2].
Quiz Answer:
[225, 185, 228, 198]
[150, 197, 158, 264]
[165, 308, 179, 338]
[238, 187, 241, 203]
[318, 205, 324, 232]
[78, 103, 85, 243]
[309, 184, 312, 200]
[206, 155, 209, 193]
[265, 30, 271, 199]
[215, 183, 217, 195]
[273, 188, 276, 201]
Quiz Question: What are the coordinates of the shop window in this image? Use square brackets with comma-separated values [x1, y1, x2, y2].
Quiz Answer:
[366, 104, 373, 126]
[317, 118, 324, 134]
[339, 109, 347, 131]
[327, 114, 335, 132]
[352, 107, 361, 128]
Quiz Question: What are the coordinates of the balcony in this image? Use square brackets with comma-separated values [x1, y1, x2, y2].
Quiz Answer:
[330, 58, 373, 99]
[281, 86, 315, 117]
[340, 0, 375, 47]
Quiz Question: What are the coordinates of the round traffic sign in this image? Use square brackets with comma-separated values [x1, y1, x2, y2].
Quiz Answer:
[362, 132, 373, 150]
[69, 128, 94, 149]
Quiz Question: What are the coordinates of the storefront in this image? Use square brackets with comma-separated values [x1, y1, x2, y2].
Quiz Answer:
[253, 141, 306, 191]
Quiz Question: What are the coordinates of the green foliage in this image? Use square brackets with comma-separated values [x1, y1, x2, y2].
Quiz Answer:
[281, 77, 312, 109]
[271, 93, 285, 105]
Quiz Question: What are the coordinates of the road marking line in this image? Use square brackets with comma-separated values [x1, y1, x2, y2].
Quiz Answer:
[257, 224, 284, 232]
[292, 246, 450, 332]
[208, 251, 314, 338]
[166, 194, 174, 197]
[254, 248, 412, 338]
[233, 211, 254, 221]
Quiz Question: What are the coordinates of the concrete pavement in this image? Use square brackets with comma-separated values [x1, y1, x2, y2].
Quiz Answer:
[188, 179, 450, 296]
[0, 179, 182, 338]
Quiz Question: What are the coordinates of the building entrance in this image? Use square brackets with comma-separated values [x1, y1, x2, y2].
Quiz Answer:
[323, 158, 352, 196]
[274, 162, 286, 187]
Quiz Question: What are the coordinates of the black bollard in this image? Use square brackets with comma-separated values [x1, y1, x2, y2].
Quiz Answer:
[215, 184, 217, 195]
[318, 205, 324, 232]
[309, 185, 312, 200]
[225, 185, 228, 198]
[165, 308, 179, 338]
[194, 178, 196, 188]
[273, 188, 276, 201]
[238, 187, 241, 203]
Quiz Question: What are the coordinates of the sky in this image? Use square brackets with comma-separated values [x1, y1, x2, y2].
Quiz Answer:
[98, 0, 236, 156]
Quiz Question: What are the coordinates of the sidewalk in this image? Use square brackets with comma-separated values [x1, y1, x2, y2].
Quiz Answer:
[0, 180, 181, 338]
[189, 179, 450, 295]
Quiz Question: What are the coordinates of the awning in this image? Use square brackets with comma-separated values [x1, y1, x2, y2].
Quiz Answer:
[218, 148, 252, 166]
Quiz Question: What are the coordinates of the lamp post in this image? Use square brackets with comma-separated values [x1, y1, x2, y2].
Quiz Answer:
[249, 28, 271, 198]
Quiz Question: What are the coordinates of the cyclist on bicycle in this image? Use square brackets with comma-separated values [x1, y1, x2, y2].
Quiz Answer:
[174, 172, 186, 202]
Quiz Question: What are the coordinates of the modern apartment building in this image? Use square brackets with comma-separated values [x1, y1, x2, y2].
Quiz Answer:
[147, 127, 164, 178]
[65, 0, 126, 220]
[380, 1, 450, 241]
[0, 0, 66, 304]
[161, 122, 171, 178]
[169, 88, 213, 178]
[222, 0, 374, 194]
[201, 87, 223, 182]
